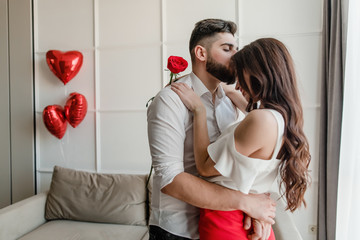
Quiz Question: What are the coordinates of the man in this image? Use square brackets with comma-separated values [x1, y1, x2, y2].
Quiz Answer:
[147, 19, 275, 240]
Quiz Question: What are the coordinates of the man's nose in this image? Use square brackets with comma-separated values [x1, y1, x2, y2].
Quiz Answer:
[235, 81, 240, 90]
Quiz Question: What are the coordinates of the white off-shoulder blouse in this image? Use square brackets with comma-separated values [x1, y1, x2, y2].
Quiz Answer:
[207, 109, 285, 194]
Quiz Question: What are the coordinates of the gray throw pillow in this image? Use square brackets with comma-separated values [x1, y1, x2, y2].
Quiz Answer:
[45, 166, 147, 226]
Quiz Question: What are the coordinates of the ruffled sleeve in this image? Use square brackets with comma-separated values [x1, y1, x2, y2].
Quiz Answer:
[207, 124, 259, 194]
[207, 109, 283, 194]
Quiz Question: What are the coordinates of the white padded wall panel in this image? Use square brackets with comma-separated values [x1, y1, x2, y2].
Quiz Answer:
[99, 46, 162, 110]
[37, 172, 53, 193]
[292, 181, 319, 240]
[35, 0, 94, 52]
[98, 0, 161, 46]
[34, 0, 96, 178]
[36, 112, 96, 171]
[238, 0, 323, 36]
[282, 36, 322, 107]
[165, 0, 237, 43]
[100, 112, 150, 173]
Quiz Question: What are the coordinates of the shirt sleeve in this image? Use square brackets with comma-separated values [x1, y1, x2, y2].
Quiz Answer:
[207, 128, 259, 194]
[147, 87, 187, 190]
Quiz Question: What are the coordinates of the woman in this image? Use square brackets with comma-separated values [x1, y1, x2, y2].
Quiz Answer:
[171, 38, 311, 240]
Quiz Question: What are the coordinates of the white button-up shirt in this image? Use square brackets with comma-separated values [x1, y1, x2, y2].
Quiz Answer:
[147, 72, 242, 239]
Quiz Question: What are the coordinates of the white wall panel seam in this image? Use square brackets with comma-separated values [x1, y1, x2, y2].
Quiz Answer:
[34, 109, 147, 114]
[94, 0, 101, 173]
[34, 48, 95, 54]
[6, 2, 11, 197]
[34, 106, 319, 114]
[33, 0, 41, 194]
[36, 167, 150, 175]
[239, 31, 322, 40]
[161, 0, 166, 87]
[235, 0, 240, 47]
[0, 0, 12, 207]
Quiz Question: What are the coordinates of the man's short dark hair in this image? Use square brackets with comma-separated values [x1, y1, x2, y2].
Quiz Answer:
[189, 19, 237, 63]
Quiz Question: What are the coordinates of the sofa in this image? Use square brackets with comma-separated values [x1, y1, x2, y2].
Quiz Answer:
[0, 166, 303, 240]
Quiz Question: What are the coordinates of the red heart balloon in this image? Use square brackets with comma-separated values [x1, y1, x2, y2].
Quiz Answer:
[64, 92, 88, 128]
[46, 50, 83, 85]
[43, 105, 67, 139]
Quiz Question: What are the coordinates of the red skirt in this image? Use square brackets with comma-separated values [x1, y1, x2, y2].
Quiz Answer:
[199, 209, 275, 240]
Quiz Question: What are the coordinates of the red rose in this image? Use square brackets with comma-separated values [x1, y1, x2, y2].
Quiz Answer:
[146, 55, 188, 107]
[167, 56, 188, 74]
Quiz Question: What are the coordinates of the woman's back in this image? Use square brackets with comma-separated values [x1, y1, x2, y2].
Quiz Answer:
[206, 108, 285, 194]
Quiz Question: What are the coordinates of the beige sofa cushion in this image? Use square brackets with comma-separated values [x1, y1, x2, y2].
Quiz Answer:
[45, 166, 147, 226]
[18, 220, 149, 240]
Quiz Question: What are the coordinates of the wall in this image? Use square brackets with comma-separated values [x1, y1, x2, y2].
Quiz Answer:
[0, 0, 11, 208]
[0, 0, 35, 208]
[33, 1, 322, 239]
[236, 1, 323, 240]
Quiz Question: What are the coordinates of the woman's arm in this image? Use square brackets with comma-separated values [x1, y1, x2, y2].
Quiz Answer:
[221, 83, 248, 113]
[171, 82, 220, 177]
[170, 83, 277, 226]
[192, 105, 220, 177]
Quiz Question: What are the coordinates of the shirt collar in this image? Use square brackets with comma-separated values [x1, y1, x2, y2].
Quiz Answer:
[190, 72, 225, 99]
[216, 84, 225, 99]
[190, 72, 208, 97]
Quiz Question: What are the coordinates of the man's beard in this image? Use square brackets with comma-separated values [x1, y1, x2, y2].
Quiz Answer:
[206, 56, 235, 84]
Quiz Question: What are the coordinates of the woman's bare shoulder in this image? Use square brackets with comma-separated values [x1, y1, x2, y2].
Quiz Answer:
[234, 109, 278, 157]
[247, 108, 276, 120]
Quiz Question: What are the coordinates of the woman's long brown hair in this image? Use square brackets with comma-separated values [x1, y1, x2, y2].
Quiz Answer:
[231, 38, 311, 211]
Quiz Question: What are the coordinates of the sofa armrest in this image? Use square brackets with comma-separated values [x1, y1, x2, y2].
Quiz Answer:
[0, 192, 48, 240]
[271, 193, 303, 240]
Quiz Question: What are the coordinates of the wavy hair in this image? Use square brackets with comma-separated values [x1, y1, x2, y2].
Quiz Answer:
[231, 38, 311, 211]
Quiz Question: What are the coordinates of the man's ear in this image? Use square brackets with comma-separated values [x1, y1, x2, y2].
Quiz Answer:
[194, 45, 207, 62]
